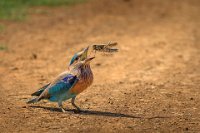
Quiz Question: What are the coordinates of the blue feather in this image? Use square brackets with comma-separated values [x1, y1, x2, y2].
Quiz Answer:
[62, 74, 75, 82]
[47, 74, 78, 102]
[69, 54, 78, 66]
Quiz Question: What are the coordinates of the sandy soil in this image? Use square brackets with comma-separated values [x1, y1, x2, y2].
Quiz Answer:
[0, 0, 200, 132]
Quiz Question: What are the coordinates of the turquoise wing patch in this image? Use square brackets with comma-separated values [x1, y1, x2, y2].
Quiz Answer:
[48, 74, 78, 101]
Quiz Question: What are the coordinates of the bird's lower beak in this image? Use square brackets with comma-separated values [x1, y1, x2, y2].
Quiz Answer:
[85, 56, 95, 63]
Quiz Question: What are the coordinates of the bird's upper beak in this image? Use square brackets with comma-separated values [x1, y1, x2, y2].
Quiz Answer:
[79, 46, 89, 61]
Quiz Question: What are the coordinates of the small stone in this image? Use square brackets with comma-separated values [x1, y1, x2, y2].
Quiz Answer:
[85, 98, 89, 102]
[127, 126, 133, 129]
[95, 63, 101, 66]
[119, 81, 124, 84]
[10, 67, 18, 71]
[31, 53, 37, 59]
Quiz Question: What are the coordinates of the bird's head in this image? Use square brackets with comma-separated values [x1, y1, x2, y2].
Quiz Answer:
[69, 46, 89, 66]
[70, 56, 95, 76]
[72, 56, 95, 69]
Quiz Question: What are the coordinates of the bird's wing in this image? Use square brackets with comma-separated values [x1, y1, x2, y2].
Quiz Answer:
[48, 73, 78, 95]
[38, 73, 78, 101]
[31, 71, 70, 96]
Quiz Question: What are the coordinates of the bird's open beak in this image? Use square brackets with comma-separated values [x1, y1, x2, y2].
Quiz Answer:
[85, 56, 95, 63]
[80, 46, 89, 61]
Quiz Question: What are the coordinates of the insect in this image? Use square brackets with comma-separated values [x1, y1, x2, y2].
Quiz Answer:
[92, 41, 118, 53]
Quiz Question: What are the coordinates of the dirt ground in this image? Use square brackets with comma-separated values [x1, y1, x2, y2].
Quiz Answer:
[0, 0, 200, 132]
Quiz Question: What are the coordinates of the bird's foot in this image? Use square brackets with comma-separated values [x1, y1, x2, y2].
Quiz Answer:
[73, 108, 82, 114]
[61, 108, 68, 113]
[61, 108, 74, 114]
[61, 108, 66, 113]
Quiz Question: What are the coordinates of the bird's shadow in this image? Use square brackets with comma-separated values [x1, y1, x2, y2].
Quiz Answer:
[29, 105, 142, 119]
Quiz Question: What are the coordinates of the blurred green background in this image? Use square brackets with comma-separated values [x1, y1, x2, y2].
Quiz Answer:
[0, 0, 85, 20]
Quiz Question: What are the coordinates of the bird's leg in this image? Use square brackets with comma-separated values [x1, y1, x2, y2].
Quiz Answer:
[58, 101, 66, 113]
[71, 96, 81, 112]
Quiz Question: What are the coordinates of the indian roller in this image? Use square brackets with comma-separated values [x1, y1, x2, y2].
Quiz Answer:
[27, 48, 94, 113]
[30, 47, 89, 98]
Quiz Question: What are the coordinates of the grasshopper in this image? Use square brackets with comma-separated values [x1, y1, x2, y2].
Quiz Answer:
[92, 41, 118, 53]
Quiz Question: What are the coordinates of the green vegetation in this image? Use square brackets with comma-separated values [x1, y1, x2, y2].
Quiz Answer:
[0, 0, 85, 20]
[0, 44, 7, 51]
[0, 24, 5, 32]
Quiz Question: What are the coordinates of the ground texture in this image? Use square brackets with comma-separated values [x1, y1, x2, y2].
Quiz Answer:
[0, 0, 200, 132]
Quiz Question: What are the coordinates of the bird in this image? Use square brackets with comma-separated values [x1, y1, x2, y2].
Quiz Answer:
[31, 46, 89, 97]
[27, 51, 94, 113]
[27, 42, 118, 112]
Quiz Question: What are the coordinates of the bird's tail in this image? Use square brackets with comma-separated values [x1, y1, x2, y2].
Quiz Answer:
[27, 97, 39, 104]
[31, 83, 50, 96]
[31, 89, 45, 96]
